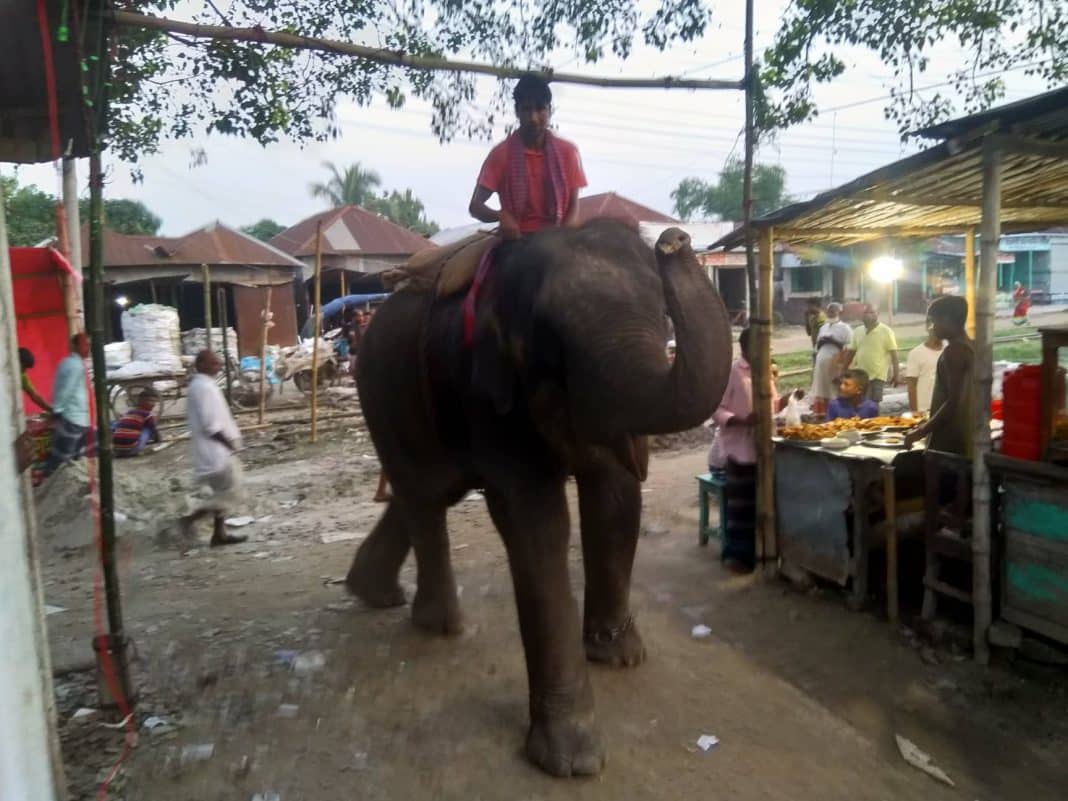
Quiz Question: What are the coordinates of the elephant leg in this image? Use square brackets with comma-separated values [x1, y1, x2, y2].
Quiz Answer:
[576, 460, 646, 668]
[484, 484, 604, 777]
[345, 500, 410, 608]
[407, 500, 463, 636]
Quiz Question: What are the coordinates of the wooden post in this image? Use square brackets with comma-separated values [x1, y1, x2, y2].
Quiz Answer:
[882, 465, 899, 625]
[201, 264, 213, 353]
[257, 285, 273, 425]
[310, 222, 324, 443]
[755, 226, 777, 569]
[742, 0, 757, 319]
[62, 157, 83, 336]
[973, 139, 1001, 665]
[218, 287, 232, 407]
[964, 226, 977, 338]
[340, 269, 347, 298]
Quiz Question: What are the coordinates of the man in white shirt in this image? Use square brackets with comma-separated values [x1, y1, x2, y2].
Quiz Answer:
[44, 333, 92, 477]
[905, 322, 944, 413]
[179, 350, 247, 546]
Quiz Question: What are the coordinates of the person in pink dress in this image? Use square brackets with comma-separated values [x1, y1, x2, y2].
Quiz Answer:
[710, 328, 800, 573]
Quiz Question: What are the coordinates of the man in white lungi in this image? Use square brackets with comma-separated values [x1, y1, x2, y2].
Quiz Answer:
[179, 350, 247, 546]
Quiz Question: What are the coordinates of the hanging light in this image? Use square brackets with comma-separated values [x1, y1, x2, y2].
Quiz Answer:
[869, 255, 904, 284]
[115, 295, 130, 308]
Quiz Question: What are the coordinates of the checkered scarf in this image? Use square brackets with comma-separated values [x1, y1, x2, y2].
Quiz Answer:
[500, 131, 569, 226]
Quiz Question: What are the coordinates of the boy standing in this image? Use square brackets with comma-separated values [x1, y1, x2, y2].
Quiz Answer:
[905, 321, 944, 413]
[905, 296, 973, 455]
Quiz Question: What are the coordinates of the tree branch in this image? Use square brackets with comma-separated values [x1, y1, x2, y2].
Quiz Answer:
[110, 10, 743, 91]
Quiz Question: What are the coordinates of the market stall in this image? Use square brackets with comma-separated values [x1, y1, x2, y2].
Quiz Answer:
[775, 417, 925, 616]
[712, 87, 1068, 662]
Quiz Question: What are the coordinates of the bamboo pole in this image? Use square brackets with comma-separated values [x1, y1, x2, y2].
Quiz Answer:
[218, 286, 233, 407]
[111, 11, 743, 91]
[755, 227, 777, 570]
[742, 0, 757, 319]
[87, 151, 135, 707]
[972, 139, 1001, 665]
[882, 465, 899, 625]
[310, 222, 324, 443]
[258, 285, 273, 425]
[202, 264, 213, 353]
[964, 226, 977, 338]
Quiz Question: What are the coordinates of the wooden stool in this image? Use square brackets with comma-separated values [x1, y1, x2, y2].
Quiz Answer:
[922, 450, 974, 621]
[697, 471, 728, 546]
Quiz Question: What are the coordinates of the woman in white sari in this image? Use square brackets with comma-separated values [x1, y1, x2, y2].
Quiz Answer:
[810, 303, 853, 416]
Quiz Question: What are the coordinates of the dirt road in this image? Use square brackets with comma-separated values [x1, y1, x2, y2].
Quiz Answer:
[41, 420, 1067, 800]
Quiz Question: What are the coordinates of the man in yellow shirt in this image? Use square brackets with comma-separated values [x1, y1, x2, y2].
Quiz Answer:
[843, 304, 900, 404]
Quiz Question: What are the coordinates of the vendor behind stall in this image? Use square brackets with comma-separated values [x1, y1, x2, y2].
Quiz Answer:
[905, 296, 973, 455]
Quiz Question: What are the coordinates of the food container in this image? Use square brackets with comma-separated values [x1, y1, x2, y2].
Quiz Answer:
[820, 437, 851, 450]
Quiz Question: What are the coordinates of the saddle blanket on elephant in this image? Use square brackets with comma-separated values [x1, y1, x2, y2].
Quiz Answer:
[382, 230, 499, 298]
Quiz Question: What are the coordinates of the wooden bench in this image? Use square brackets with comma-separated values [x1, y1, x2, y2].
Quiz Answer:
[697, 471, 728, 546]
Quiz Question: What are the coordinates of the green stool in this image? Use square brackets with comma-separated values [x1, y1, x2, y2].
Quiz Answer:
[697, 470, 728, 546]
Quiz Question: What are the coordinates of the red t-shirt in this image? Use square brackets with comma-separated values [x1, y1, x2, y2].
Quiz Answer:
[477, 136, 587, 234]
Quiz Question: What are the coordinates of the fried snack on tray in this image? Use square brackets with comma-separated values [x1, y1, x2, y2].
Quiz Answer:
[781, 415, 921, 441]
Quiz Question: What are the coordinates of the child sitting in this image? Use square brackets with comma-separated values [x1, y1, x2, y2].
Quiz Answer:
[112, 388, 162, 457]
[826, 369, 879, 421]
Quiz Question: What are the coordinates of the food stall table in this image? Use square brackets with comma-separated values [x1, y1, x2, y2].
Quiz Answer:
[774, 439, 925, 614]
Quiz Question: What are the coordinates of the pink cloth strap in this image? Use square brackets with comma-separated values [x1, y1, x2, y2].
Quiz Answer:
[499, 131, 569, 226]
[463, 244, 498, 346]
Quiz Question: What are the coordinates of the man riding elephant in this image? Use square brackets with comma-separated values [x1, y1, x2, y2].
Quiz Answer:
[469, 74, 587, 238]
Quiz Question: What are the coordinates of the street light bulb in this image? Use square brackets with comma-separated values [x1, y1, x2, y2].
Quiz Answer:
[115, 295, 130, 308]
[869, 256, 904, 284]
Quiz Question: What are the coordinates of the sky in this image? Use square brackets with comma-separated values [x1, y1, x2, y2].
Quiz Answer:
[5, 1, 1055, 237]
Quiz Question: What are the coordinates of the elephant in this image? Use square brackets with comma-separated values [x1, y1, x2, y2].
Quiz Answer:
[346, 220, 732, 777]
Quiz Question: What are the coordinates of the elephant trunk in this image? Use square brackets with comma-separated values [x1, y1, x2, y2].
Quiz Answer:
[568, 228, 732, 440]
[640, 228, 732, 434]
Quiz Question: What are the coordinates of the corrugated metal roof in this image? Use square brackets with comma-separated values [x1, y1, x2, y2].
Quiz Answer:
[79, 221, 305, 279]
[270, 205, 433, 257]
[914, 86, 1068, 141]
[577, 192, 678, 225]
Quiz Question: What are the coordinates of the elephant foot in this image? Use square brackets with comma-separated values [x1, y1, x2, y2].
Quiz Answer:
[411, 588, 463, 636]
[584, 616, 646, 667]
[526, 712, 605, 777]
[345, 559, 407, 609]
